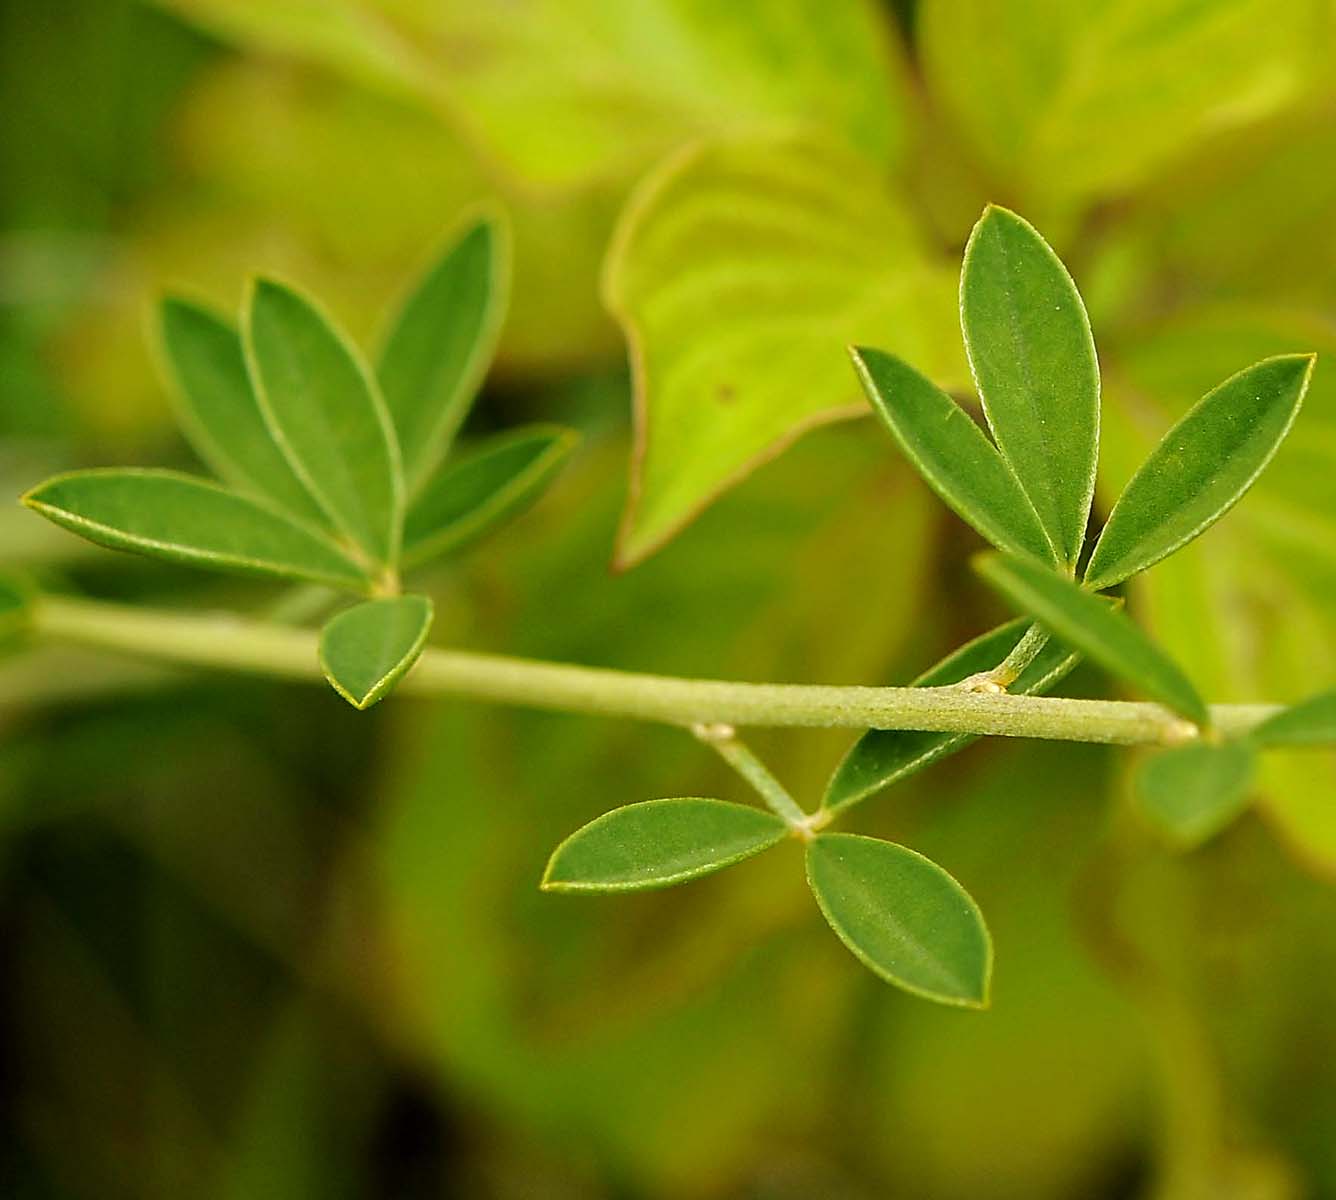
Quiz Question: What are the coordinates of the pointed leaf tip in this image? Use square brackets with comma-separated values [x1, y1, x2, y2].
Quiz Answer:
[542, 798, 788, 892]
[1085, 353, 1314, 590]
[961, 205, 1099, 571]
[806, 833, 991, 1007]
[319, 594, 433, 709]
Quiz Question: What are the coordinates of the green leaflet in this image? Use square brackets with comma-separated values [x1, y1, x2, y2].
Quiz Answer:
[976, 551, 1208, 725]
[604, 132, 961, 566]
[805, 833, 991, 1008]
[402, 426, 577, 570]
[245, 278, 404, 569]
[851, 348, 1055, 564]
[541, 798, 788, 892]
[960, 206, 1099, 571]
[156, 296, 328, 528]
[824, 618, 1079, 812]
[376, 212, 510, 494]
[1251, 690, 1336, 748]
[22, 470, 370, 591]
[1084, 354, 1314, 591]
[1136, 741, 1256, 847]
[318, 594, 434, 709]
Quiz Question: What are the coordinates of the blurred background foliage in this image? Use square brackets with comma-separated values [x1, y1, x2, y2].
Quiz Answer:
[3, 0, 1336, 1196]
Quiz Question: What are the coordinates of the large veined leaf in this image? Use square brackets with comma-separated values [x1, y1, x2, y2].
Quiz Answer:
[245, 278, 404, 570]
[157, 0, 910, 189]
[852, 348, 1054, 565]
[604, 132, 961, 566]
[920, 0, 1314, 204]
[976, 551, 1207, 725]
[960, 206, 1099, 571]
[542, 798, 788, 892]
[1136, 741, 1256, 847]
[22, 470, 369, 590]
[402, 426, 577, 570]
[156, 296, 328, 528]
[824, 618, 1080, 813]
[1084, 355, 1313, 590]
[376, 212, 510, 493]
[805, 833, 991, 1007]
[319, 594, 434, 709]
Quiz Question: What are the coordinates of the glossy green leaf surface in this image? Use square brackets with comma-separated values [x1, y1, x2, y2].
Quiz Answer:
[156, 296, 328, 527]
[318, 594, 433, 710]
[824, 619, 1079, 812]
[805, 833, 991, 1007]
[22, 470, 369, 590]
[542, 798, 788, 892]
[1136, 741, 1256, 847]
[376, 213, 509, 493]
[402, 426, 577, 570]
[976, 551, 1207, 725]
[852, 348, 1054, 564]
[1251, 690, 1336, 748]
[604, 132, 961, 566]
[960, 206, 1099, 570]
[1084, 354, 1314, 590]
[245, 278, 403, 568]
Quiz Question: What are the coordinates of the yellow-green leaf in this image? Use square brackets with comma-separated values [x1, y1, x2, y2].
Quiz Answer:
[542, 798, 788, 892]
[805, 833, 991, 1007]
[1252, 690, 1336, 748]
[318, 594, 433, 709]
[22, 470, 369, 591]
[604, 132, 961, 566]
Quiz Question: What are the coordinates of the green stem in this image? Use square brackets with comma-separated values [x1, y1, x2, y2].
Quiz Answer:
[31, 595, 1277, 745]
[692, 723, 809, 829]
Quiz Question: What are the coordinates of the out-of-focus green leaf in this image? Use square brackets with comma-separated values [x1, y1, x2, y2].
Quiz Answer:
[852, 348, 1054, 564]
[376, 212, 509, 492]
[21, 469, 370, 589]
[824, 618, 1080, 813]
[542, 798, 787, 892]
[245, 277, 404, 569]
[403, 426, 577, 570]
[920, 0, 1315, 205]
[1252, 691, 1336, 748]
[960, 206, 1099, 571]
[318, 594, 433, 709]
[0, 574, 34, 653]
[805, 833, 991, 1007]
[1137, 740, 1256, 847]
[976, 551, 1207, 725]
[1086, 355, 1313, 590]
[160, 0, 910, 189]
[605, 133, 960, 565]
[156, 296, 328, 527]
